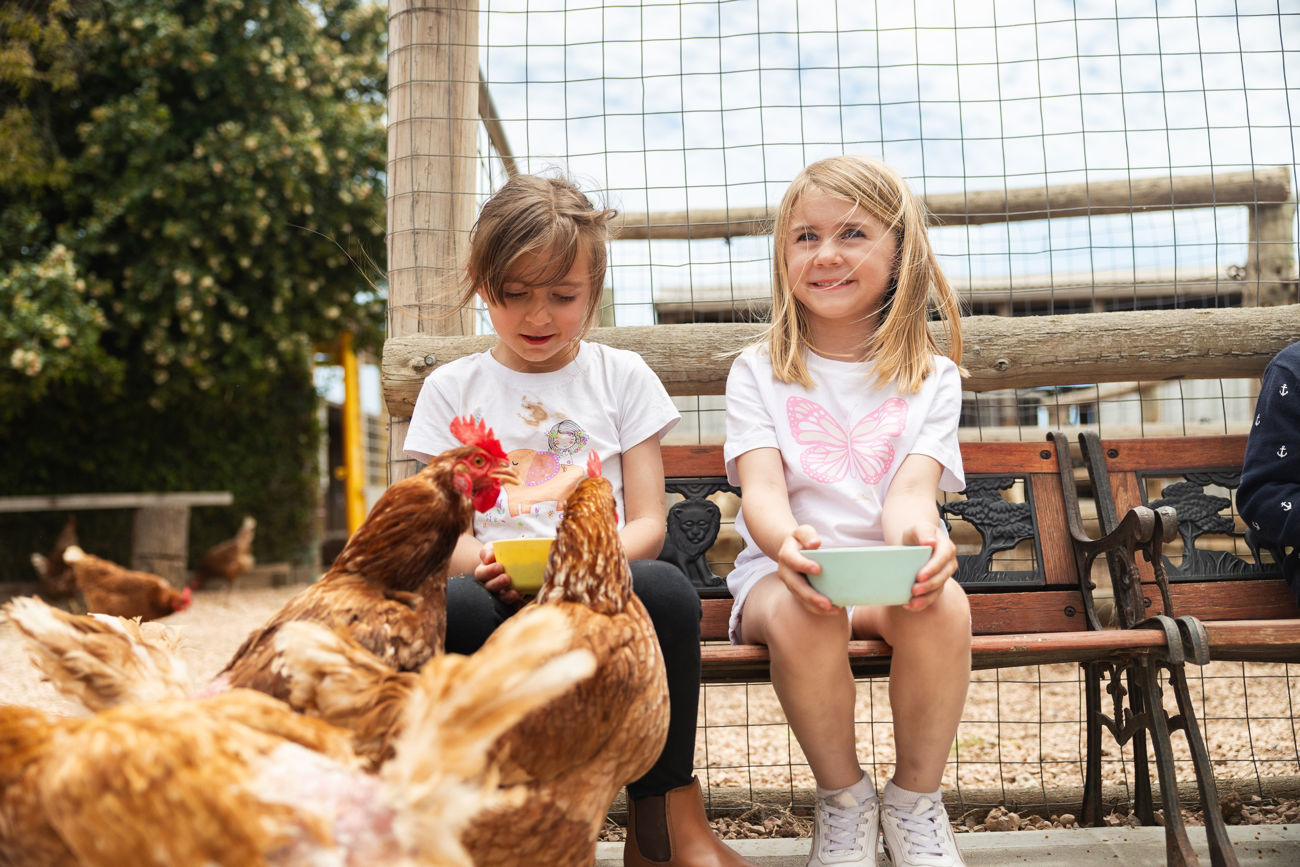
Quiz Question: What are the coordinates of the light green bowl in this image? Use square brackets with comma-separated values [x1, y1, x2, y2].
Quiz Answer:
[800, 545, 930, 606]
[493, 537, 553, 594]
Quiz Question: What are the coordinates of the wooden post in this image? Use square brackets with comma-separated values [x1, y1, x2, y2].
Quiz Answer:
[1245, 198, 1298, 307]
[386, 0, 480, 483]
[131, 506, 190, 587]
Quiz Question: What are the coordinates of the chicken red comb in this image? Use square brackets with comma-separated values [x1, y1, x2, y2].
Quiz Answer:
[586, 450, 602, 478]
[450, 414, 508, 461]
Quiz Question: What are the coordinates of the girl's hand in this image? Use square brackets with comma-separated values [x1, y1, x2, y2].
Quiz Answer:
[474, 542, 526, 609]
[776, 524, 838, 615]
[904, 524, 957, 612]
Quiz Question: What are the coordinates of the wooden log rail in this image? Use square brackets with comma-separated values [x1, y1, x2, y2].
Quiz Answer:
[611, 166, 1293, 238]
[381, 304, 1300, 416]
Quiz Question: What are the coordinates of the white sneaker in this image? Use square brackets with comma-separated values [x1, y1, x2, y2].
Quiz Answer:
[807, 788, 880, 866]
[880, 795, 965, 866]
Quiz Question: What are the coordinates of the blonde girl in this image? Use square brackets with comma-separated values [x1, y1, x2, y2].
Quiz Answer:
[723, 155, 970, 867]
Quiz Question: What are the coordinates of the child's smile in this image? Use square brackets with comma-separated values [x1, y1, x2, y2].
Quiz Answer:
[784, 187, 898, 360]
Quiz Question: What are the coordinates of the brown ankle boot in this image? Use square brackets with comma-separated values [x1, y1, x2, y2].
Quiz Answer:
[624, 777, 758, 866]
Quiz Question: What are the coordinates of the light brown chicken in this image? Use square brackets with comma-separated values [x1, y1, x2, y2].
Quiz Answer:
[212, 416, 515, 702]
[190, 515, 256, 590]
[61, 544, 192, 621]
[4, 595, 193, 712]
[461, 452, 671, 866]
[28, 514, 78, 603]
[0, 613, 596, 867]
[263, 454, 670, 864]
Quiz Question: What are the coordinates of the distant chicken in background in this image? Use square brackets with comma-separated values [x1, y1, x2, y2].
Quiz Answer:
[62, 545, 191, 622]
[460, 452, 671, 867]
[29, 514, 79, 604]
[190, 515, 256, 591]
[212, 416, 516, 702]
[0, 616, 596, 867]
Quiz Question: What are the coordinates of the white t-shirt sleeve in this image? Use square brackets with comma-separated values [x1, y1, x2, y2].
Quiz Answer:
[909, 360, 965, 492]
[613, 349, 680, 449]
[723, 348, 780, 486]
[403, 372, 462, 464]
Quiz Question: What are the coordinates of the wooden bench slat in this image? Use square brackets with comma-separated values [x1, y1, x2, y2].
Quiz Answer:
[1200, 620, 1300, 663]
[701, 587, 1088, 643]
[698, 629, 1172, 683]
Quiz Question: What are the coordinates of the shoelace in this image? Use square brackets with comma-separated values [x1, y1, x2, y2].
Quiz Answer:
[818, 794, 871, 854]
[887, 796, 948, 859]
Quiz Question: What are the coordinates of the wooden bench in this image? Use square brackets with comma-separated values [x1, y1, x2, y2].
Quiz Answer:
[659, 436, 1239, 866]
[1074, 432, 1300, 662]
[0, 491, 234, 587]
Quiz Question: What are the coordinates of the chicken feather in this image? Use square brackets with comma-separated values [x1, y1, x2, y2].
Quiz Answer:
[4, 596, 192, 712]
[0, 619, 595, 866]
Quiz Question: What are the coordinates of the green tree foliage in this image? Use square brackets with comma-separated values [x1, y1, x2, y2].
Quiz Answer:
[1, 0, 387, 575]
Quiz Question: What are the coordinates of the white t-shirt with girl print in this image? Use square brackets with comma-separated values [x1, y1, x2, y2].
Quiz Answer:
[404, 341, 680, 543]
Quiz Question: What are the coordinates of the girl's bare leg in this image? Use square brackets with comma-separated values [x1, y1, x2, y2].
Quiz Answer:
[853, 580, 971, 792]
[740, 574, 863, 790]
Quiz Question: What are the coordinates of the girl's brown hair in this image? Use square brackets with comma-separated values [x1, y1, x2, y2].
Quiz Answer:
[767, 155, 963, 392]
[461, 173, 618, 333]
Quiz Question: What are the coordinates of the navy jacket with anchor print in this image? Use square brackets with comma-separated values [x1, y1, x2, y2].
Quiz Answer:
[1238, 340, 1300, 604]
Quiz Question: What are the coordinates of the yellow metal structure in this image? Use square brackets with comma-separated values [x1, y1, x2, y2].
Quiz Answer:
[339, 331, 366, 534]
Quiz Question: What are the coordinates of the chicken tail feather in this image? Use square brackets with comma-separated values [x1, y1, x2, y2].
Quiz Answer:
[382, 607, 595, 858]
[3, 595, 192, 711]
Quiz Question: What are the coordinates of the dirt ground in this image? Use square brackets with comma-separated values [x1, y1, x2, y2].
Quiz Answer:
[3, 583, 1298, 837]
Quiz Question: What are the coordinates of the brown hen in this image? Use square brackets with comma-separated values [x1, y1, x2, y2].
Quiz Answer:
[0, 624, 594, 867]
[29, 514, 79, 603]
[212, 416, 515, 702]
[61, 545, 191, 621]
[461, 452, 671, 867]
[190, 514, 256, 590]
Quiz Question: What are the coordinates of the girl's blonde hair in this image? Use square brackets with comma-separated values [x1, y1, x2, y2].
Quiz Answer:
[461, 173, 617, 333]
[768, 155, 963, 392]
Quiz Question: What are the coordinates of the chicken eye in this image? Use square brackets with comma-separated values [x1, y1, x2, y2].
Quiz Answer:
[471, 455, 486, 467]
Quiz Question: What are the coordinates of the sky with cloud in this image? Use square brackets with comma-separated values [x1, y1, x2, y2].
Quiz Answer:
[463, 0, 1298, 324]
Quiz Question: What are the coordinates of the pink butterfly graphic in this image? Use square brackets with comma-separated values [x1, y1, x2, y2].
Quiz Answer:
[786, 396, 908, 484]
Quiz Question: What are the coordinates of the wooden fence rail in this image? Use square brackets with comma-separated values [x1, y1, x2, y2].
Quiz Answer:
[381, 304, 1299, 416]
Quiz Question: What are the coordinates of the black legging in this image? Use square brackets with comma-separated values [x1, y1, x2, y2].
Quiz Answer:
[445, 559, 701, 801]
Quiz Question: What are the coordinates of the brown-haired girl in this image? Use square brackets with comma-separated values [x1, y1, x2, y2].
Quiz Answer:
[405, 172, 755, 867]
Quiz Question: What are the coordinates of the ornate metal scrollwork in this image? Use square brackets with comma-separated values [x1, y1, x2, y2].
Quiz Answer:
[1146, 469, 1281, 580]
[940, 475, 1041, 586]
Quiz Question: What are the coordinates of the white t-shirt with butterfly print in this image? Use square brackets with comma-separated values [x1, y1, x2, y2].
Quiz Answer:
[722, 344, 965, 640]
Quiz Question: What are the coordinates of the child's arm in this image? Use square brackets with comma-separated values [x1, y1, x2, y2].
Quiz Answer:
[619, 434, 669, 561]
[733, 447, 837, 615]
[881, 453, 958, 612]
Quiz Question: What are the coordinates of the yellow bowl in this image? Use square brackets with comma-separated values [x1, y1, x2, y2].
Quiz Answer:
[800, 545, 930, 606]
[492, 537, 553, 593]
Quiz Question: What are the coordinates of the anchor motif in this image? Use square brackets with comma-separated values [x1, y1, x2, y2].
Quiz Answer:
[1284, 501, 1294, 512]
[1253, 521, 1262, 530]
[1281, 383, 1291, 396]
[1255, 413, 1261, 426]
[1279, 445, 1290, 458]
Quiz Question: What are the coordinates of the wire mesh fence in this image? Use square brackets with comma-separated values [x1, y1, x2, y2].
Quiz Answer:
[388, 0, 1300, 817]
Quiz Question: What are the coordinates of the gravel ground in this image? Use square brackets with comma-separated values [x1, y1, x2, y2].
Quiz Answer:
[3, 583, 1298, 838]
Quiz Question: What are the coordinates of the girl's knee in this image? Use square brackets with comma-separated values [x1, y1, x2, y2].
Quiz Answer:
[889, 582, 971, 648]
[763, 603, 850, 655]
